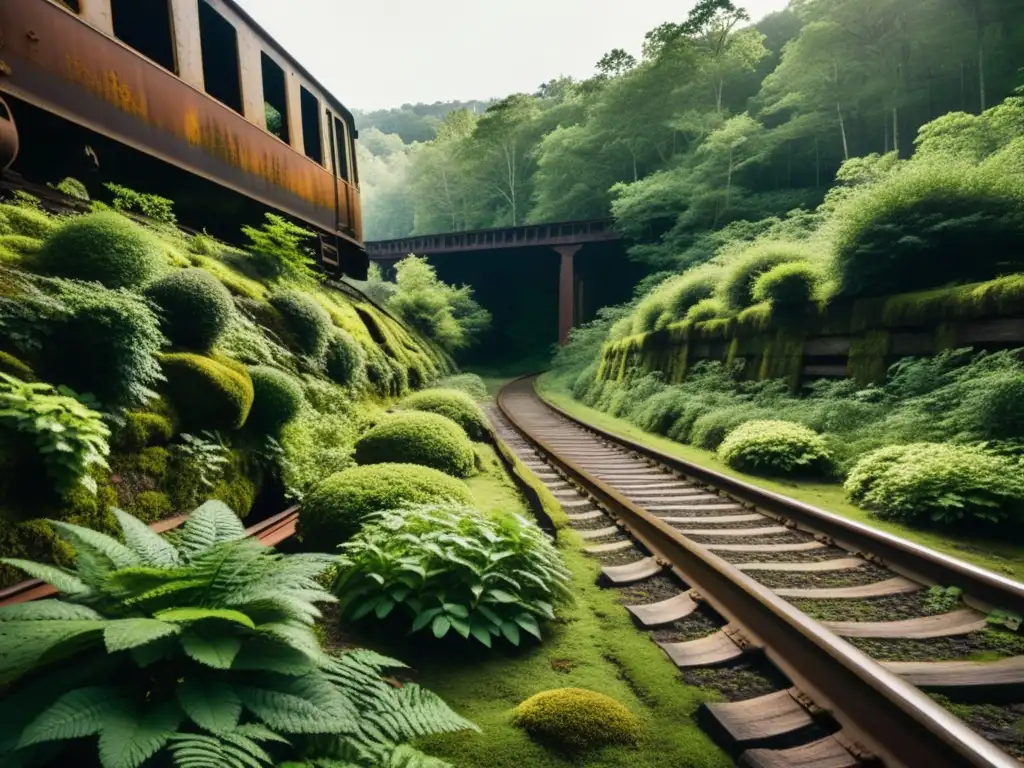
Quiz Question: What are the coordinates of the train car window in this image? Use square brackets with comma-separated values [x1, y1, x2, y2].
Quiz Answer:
[198, 1, 243, 114]
[348, 129, 359, 186]
[326, 108, 339, 175]
[333, 116, 350, 182]
[300, 87, 324, 165]
[261, 54, 290, 143]
[110, 0, 177, 74]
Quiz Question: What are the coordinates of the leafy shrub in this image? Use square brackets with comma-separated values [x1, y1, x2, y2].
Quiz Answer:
[37, 211, 166, 288]
[690, 404, 766, 450]
[269, 290, 332, 357]
[844, 443, 1024, 526]
[0, 502, 474, 768]
[0, 374, 109, 495]
[0, 351, 34, 380]
[399, 388, 489, 440]
[54, 177, 89, 201]
[685, 298, 727, 323]
[435, 373, 489, 401]
[718, 241, 813, 309]
[718, 419, 833, 477]
[159, 353, 254, 431]
[324, 329, 366, 387]
[354, 411, 475, 477]
[0, 203, 56, 239]
[281, 403, 357, 499]
[831, 160, 1024, 297]
[512, 688, 641, 752]
[956, 371, 1024, 441]
[0, 235, 43, 256]
[664, 269, 719, 323]
[144, 268, 233, 351]
[242, 213, 318, 282]
[105, 182, 177, 226]
[752, 261, 820, 305]
[334, 504, 571, 647]
[171, 431, 231, 506]
[297, 463, 472, 547]
[247, 366, 304, 434]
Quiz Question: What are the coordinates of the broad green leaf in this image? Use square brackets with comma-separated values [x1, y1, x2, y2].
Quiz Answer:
[232, 640, 318, 676]
[350, 596, 381, 621]
[0, 620, 104, 685]
[431, 615, 451, 639]
[469, 624, 493, 647]
[98, 700, 182, 768]
[443, 603, 469, 619]
[514, 613, 542, 640]
[410, 607, 442, 633]
[0, 559, 89, 597]
[156, 608, 256, 630]
[18, 687, 118, 747]
[484, 589, 516, 604]
[449, 616, 471, 639]
[500, 622, 521, 646]
[0, 600, 101, 621]
[375, 598, 396, 619]
[104, 619, 180, 652]
[181, 630, 243, 669]
[176, 677, 242, 733]
[112, 509, 181, 567]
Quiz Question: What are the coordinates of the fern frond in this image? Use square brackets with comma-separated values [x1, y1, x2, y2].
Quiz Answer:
[177, 501, 246, 558]
[232, 638, 320, 676]
[103, 618, 180, 652]
[49, 521, 138, 571]
[180, 629, 243, 669]
[156, 607, 256, 630]
[0, 559, 90, 598]
[256, 621, 322, 658]
[175, 677, 241, 733]
[0, 619, 103, 685]
[235, 673, 357, 734]
[0, 600, 102, 621]
[383, 744, 454, 768]
[168, 731, 275, 768]
[113, 509, 181, 567]
[17, 686, 117, 747]
[98, 699, 182, 768]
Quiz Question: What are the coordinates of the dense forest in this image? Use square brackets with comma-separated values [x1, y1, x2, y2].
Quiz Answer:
[358, 0, 1024, 269]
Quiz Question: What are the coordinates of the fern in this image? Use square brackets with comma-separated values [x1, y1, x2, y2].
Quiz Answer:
[17, 687, 115, 747]
[177, 500, 247, 557]
[113, 508, 181, 567]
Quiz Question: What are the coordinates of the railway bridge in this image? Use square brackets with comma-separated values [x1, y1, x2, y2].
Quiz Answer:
[366, 219, 621, 345]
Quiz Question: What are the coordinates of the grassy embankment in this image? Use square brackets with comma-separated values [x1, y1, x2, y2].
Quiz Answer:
[536, 373, 1024, 582]
[332, 437, 729, 768]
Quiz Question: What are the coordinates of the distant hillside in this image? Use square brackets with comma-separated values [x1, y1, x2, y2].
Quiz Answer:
[354, 99, 493, 143]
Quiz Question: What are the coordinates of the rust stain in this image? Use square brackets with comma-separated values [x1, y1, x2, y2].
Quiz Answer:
[65, 55, 146, 119]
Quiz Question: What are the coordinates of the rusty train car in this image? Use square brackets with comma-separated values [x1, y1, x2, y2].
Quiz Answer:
[0, 0, 367, 278]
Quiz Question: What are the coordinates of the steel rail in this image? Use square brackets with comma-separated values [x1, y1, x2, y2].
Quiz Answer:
[497, 376, 1017, 768]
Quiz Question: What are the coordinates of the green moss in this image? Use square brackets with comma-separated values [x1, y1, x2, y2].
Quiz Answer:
[0, 351, 34, 381]
[158, 352, 254, 431]
[512, 688, 642, 752]
[399, 388, 489, 440]
[209, 455, 258, 518]
[144, 267, 234, 351]
[849, 331, 891, 386]
[0, 204, 56, 239]
[129, 490, 173, 523]
[114, 412, 174, 452]
[758, 330, 804, 390]
[247, 365, 304, 434]
[136, 446, 171, 478]
[735, 302, 773, 333]
[934, 322, 959, 352]
[354, 411, 475, 477]
[0, 234, 43, 256]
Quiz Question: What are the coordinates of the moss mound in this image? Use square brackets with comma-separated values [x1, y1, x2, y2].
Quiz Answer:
[512, 688, 641, 752]
[247, 366, 304, 434]
[114, 411, 174, 452]
[297, 462, 473, 548]
[435, 373, 488, 401]
[37, 211, 165, 288]
[158, 353, 254, 431]
[269, 290, 332, 356]
[0, 235, 43, 257]
[752, 261, 820, 306]
[144, 268, 233, 351]
[399, 388, 489, 440]
[354, 411, 475, 477]
[324, 329, 366, 387]
[0, 204, 57, 240]
[718, 419, 833, 477]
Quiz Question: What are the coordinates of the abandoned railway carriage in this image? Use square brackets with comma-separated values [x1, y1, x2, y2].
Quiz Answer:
[0, 0, 368, 278]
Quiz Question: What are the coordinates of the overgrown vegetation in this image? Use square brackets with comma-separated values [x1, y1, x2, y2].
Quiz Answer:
[512, 688, 641, 753]
[353, 411, 476, 478]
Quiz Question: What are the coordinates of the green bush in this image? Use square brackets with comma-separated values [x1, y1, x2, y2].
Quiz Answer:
[37, 211, 165, 288]
[512, 688, 641, 752]
[752, 261, 820, 305]
[685, 297, 728, 323]
[298, 462, 473, 547]
[159, 352, 254, 431]
[435, 373, 489, 401]
[354, 411, 475, 477]
[247, 365, 304, 434]
[281, 402, 358, 499]
[0, 235, 42, 256]
[242, 212, 318, 282]
[0, 203, 56, 239]
[105, 182, 177, 226]
[0, 502, 474, 767]
[718, 241, 813, 309]
[269, 289, 332, 357]
[324, 328, 366, 387]
[718, 419, 833, 477]
[958, 371, 1024, 441]
[399, 388, 489, 440]
[54, 177, 89, 201]
[832, 160, 1024, 297]
[664, 269, 719, 323]
[690, 405, 767, 450]
[335, 503, 570, 647]
[844, 443, 1024, 527]
[143, 267, 233, 351]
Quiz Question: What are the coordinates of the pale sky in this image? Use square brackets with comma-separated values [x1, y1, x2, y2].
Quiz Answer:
[234, 0, 792, 111]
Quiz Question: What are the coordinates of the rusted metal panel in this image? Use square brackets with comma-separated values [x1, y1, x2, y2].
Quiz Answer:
[2, 0, 361, 250]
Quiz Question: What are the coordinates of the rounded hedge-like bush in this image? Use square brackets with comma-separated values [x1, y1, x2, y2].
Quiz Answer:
[269, 290, 332, 356]
[144, 268, 233, 351]
[969, 372, 1024, 441]
[297, 463, 473, 548]
[690, 405, 766, 450]
[752, 261, 820, 306]
[435, 373, 488, 401]
[0, 204, 56, 240]
[114, 411, 174, 452]
[719, 242, 813, 309]
[685, 298, 727, 324]
[399, 388, 488, 440]
[844, 443, 1024, 527]
[718, 420, 833, 477]
[354, 411, 475, 477]
[665, 270, 719, 323]
[158, 353, 254, 431]
[324, 329, 366, 387]
[247, 366, 304, 434]
[512, 688, 641, 752]
[37, 211, 165, 288]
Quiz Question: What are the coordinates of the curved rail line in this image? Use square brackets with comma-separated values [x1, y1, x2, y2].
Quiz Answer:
[497, 375, 1021, 768]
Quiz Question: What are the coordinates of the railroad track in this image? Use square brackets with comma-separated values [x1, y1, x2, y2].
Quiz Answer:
[496, 376, 1024, 768]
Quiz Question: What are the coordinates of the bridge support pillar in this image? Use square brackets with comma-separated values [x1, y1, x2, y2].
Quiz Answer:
[555, 245, 582, 346]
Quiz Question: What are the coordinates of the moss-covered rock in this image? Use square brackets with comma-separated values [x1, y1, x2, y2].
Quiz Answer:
[113, 411, 174, 452]
[269, 290, 332, 357]
[129, 490, 174, 523]
[297, 462, 473, 548]
[512, 688, 641, 752]
[324, 329, 366, 388]
[144, 267, 233, 351]
[158, 352, 254, 431]
[399, 388, 489, 440]
[247, 365, 304, 434]
[37, 211, 165, 288]
[354, 411, 475, 477]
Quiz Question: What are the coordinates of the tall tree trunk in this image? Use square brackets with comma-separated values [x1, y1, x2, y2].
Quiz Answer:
[837, 103, 850, 161]
[960, 61, 967, 111]
[978, 37, 986, 112]
[814, 138, 820, 188]
[892, 106, 899, 156]
[725, 146, 734, 211]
